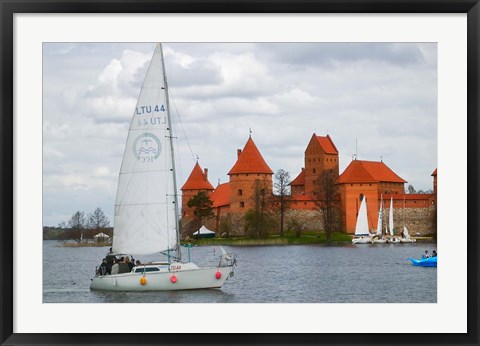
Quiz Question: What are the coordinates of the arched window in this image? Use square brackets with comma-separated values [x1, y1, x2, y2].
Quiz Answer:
[238, 189, 243, 196]
[359, 193, 364, 202]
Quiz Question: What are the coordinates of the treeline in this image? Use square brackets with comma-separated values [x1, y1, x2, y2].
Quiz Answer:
[43, 226, 113, 240]
[43, 207, 112, 241]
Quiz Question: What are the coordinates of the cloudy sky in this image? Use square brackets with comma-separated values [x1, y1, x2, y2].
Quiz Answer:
[43, 42, 437, 227]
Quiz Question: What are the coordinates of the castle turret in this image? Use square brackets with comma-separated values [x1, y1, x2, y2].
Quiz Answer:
[304, 134, 339, 195]
[227, 136, 273, 215]
[181, 162, 214, 222]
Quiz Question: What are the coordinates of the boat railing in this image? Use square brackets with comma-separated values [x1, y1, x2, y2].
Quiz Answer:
[219, 252, 236, 267]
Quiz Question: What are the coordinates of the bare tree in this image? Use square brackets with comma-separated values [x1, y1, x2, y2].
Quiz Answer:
[407, 185, 416, 194]
[245, 179, 276, 238]
[273, 169, 291, 237]
[68, 211, 87, 242]
[313, 169, 340, 241]
[88, 207, 110, 232]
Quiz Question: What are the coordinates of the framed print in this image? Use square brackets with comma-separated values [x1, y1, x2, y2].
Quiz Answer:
[1, 1, 479, 345]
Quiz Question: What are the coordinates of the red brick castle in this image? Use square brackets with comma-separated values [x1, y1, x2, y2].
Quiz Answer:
[181, 134, 437, 236]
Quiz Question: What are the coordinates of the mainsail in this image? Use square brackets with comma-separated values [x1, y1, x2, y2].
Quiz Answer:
[355, 197, 369, 236]
[389, 197, 394, 236]
[113, 44, 178, 255]
[376, 195, 383, 235]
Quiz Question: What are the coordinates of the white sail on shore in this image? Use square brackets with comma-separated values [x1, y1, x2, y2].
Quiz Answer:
[113, 44, 177, 255]
[389, 197, 394, 236]
[355, 197, 370, 236]
[376, 195, 383, 235]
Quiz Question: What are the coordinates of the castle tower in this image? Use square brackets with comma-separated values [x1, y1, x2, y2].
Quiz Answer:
[227, 136, 273, 215]
[337, 160, 406, 233]
[290, 168, 306, 196]
[180, 162, 214, 223]
[304, 134, 339, 195]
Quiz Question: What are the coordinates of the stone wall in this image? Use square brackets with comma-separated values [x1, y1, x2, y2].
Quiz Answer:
[183, 205, 436, 238]
[388, 205, 437, 236]
[283, 209, 325, 232]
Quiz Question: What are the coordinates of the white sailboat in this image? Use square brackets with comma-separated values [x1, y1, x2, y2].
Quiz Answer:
[400, 197, 416, 243]
[372, 195, 387, 244]
[387, 197, 400, 243]
[400, 225, 416, 243]
[90, 44, 235, 291]
[352, 197, 373, 244]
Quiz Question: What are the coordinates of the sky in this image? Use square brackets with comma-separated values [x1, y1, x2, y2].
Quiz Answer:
[43, 42, 437, 227]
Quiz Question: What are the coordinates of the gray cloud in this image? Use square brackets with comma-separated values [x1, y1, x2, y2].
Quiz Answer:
[43, 42, 437, 226]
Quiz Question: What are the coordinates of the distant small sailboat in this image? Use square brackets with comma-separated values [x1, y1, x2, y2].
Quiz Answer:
[352, 197, 372, 244]
[372, 194, 387, 244]
[387, 197, 400, 243]
[400, 196, 416, 243]
[90, 44, 235, 291]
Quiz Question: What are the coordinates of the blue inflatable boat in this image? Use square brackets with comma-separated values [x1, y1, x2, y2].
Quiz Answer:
[408, 257, 437, 267]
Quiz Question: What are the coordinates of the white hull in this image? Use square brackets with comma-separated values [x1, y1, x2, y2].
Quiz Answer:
[372, 238, 387, 244]
[90, 262, 234, 291]
[387, 237, 400, 244]
[352, 236, 372, 244]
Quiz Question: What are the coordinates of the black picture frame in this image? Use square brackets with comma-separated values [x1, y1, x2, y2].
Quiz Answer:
[1, 1, 479, 345]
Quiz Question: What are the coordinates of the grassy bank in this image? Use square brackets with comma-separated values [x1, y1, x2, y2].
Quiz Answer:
[184, 231, 353, 246]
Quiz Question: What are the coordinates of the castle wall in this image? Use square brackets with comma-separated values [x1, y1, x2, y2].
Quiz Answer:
[387, 205, 437, 236]
[181, 188, 213, 223]
[284, 209, 325, 232]
[228, 173, 272, 214]
[339, 183, 380, 232]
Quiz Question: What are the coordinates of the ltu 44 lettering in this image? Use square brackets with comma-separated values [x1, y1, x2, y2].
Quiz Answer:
[136, 104, 167, 127]
[136, 104, 165, 114]
[137, 116, 166, 127]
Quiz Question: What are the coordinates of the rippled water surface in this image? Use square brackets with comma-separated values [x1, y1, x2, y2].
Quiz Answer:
[43, 241, 437, 303]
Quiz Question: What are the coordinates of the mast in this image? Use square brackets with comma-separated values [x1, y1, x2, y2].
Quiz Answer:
[159, 43, 182, 261]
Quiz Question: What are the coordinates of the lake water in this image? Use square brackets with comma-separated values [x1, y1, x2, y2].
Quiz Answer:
[43, 240, 437, 303]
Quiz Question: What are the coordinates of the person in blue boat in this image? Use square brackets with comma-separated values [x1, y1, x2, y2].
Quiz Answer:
[432, 250, 437, 257]
[422, 250, 430, 259]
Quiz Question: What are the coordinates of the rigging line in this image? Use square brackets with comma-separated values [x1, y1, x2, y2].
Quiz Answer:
[168, 88, 196, 162]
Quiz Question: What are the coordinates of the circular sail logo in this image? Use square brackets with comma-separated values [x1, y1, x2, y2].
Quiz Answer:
[133, 133, 161, 162]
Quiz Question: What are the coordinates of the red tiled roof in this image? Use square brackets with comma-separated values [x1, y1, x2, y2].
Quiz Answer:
[337, 160, 406, 184]
[228, 137, 273, 175]
[211, 182, 230, 208]
[315, 134, 338, 155]
[431, 168, 437, 176]
[181, 162, 214, 191]
[290, 169, 305, 186]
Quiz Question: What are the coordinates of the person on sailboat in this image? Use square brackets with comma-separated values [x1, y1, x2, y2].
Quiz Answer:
[96, 258, 108, 276]
[111, 259, 120, 275]
[117, 257, 130, 274]
[422, 250, 431, 259]
[105, 247, 116, 274]
[127, 257, 135, 271]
